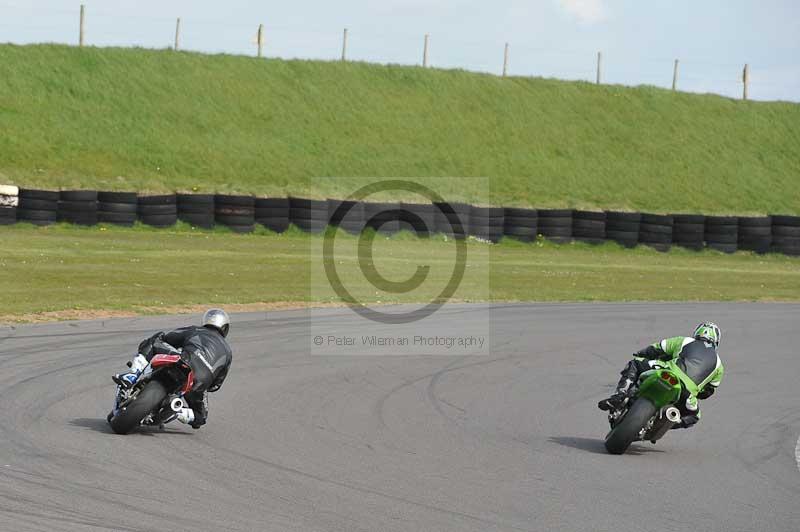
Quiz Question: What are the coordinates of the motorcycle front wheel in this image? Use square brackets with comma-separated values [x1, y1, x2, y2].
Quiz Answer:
[109, 380, 167, 435]
[604, 397, 656, 455]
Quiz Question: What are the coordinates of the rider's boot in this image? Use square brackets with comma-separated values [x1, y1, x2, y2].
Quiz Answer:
[112, 354, 148, 389]
[598, 359, 640, 411]
[185, 392, 207, 429]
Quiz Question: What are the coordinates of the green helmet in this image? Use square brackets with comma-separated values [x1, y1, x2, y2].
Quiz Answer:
[694, 322, 721, 347]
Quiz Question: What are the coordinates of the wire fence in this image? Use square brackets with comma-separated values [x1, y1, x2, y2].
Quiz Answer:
[0, 2, 795, 102]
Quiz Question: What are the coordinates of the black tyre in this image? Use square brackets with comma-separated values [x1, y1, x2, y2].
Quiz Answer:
[19, 198, 58, 211]
[109, 380, 168, 435]
[177, 193, 215, 205]
[705, 215, 737, 226]
[215, 194, 254, 207]
[771, 215, 800, 227]
[573, 210, 606, 222]
[504, 207, 537, 219]
[139, 204, 177, 216]
[19, 189, 59, 201]
[604, 397, 657, 455]
[538, 209, 572, 218]
[639, 222, 672, 234]
[773, 226, 800, 238]
[18, 209, 57, 221]
[672, 214, 705, 224]
[639, 231, 672, 243]
[60, 190, 98, 202]
[99, 202, 138, 214]
[737, 226, 771, 237]
[606, 221, 640, 233]
[17, 208, 57, 224]
[605, 211, 641, 223]
[641, 214, 673, 226]
[59, 200, 98, 212]
[98, 191, 137, 203]
[139, 194, 176, 206]
[738, 216, 771, 228]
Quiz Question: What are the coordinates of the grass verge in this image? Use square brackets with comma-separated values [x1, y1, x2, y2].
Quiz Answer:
[0, 223, 797, 322]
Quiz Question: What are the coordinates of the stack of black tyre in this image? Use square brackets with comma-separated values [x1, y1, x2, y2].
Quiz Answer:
[17, 189, 58, 225]
[771, 215, 800, 256]
[58, 190, 98, 225]
[256, 198, 290, 233]
[605, 212, 640, 248]
[468, 206, 504, 242]
[434, 202, 469, 239]
[290, 198, 327, 233]
[537, 209, 572, 243]
[638, 214, 673, 251]
[138, 195, 177, 227]
[502, 208, 538, 242]
[671, 214, 705, 251]
[98, 192, 138, 226]
[704, 216, 738, 253]
[177, 194, 215, 229]
[399, 202, 435, 237]
[737, 216, 771, 254]
[215, 195, 255, 233]
[572, 211, 606, 244]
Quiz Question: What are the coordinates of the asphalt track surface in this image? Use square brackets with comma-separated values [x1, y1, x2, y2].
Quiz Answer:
[0, 303, 798, 532]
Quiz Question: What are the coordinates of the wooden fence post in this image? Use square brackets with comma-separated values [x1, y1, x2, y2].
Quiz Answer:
[423, 34, 429, 67]
[672, 59, 679, 91]
[257, 24, 264, 58]
[596, 51, 602, 84]
[742, 63, 749, 100]
[79, 4, 85, 47]
[502, 43, 509, 77]
[174, 18, 181, 51]
[341, 28, 348, 61]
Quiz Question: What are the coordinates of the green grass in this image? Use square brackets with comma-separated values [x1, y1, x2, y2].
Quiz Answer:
[0, 44, 799, 214]
[0, 223, 797, 320]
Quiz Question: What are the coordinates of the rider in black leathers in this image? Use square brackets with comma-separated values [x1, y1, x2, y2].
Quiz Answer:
[113, 309, 233, 429]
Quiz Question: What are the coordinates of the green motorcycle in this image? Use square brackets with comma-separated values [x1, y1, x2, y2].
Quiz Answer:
[604, 360, 693, 455]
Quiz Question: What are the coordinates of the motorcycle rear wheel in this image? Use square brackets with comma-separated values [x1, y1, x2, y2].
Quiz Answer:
[604, 397, 656, 455]
[109, 380, 167, 435]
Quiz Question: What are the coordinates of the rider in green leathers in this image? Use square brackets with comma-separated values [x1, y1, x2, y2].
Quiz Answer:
[598, 322, 724, 429]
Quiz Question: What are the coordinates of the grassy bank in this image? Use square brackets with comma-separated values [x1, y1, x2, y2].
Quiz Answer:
[0, 45, 799, 214]
[0, 223, 797, 321]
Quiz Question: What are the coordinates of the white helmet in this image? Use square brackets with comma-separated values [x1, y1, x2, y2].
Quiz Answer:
[202, 308, 230, 337]
[693, 321, 720, 347]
